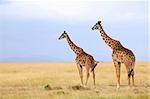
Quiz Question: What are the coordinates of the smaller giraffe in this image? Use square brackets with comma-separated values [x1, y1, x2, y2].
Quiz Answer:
[58, 31, 99, 87]
[92, 21, 135, 89]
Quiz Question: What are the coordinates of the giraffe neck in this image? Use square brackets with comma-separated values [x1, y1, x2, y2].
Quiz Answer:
[66, 35, 83, 55]
[98, 24, 123, 50]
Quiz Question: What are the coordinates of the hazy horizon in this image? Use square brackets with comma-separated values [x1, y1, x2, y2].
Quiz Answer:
[0, 0, 149, 62]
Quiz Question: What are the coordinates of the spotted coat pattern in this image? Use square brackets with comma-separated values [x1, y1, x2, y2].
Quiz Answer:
[59, 32, 98, 87]
[92, 21, 135, 88]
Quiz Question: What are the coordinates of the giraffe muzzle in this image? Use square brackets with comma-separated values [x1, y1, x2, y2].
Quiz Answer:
[58, 37, 61, 40]
[91, 27, 94, 30]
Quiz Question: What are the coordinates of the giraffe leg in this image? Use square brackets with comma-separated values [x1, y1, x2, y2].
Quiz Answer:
[125, 64, 132, 87]
[114, 61, 121, 89]
[92, 70, 96, 88]
[131, 70, 134, 86]
[128, 71, 131, 87]
[77, 64, 83, 86]
[127, 67, 133, 87]
[85, 68, 90, 86]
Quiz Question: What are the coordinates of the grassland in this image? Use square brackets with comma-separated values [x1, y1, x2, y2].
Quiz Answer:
[0, 62, 149, 99]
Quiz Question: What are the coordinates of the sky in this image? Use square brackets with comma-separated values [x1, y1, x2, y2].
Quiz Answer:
[0, 0, 149, 62]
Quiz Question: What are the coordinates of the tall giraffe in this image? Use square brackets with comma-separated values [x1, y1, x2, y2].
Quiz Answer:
[92, 21, 135, 89]
[58, 31, 99, 87]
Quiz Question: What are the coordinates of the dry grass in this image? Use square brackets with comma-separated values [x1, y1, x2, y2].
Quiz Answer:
[0, 62, 149, 99]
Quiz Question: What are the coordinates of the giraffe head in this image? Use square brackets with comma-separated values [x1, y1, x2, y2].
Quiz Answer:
[58, 31, 68, 40]
[91, 21, 101, 30]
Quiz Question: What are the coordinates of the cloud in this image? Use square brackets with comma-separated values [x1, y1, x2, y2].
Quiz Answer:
[0, 0, 95, 21]
[0, 0, 147, 22]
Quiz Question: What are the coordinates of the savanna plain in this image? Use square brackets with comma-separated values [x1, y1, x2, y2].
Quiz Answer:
[0, 62, 149, 99]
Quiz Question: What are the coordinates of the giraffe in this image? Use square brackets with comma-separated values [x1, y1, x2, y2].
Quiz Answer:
[58, 31, 99, 87]
[92, 21, 135, 89]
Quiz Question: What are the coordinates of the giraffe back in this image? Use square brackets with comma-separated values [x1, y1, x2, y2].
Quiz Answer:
[112, 47, 135, 67]
[76, 52, 95, 68]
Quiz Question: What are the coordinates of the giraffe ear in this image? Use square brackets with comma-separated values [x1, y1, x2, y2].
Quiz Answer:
[64, 31, 66, 33]
[98, 21, 101, 24]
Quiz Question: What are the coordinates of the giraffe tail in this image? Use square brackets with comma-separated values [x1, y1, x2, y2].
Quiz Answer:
[128, 62, 135, 78]
[128, 69, 133, 78]
[91, 61, 99, 72]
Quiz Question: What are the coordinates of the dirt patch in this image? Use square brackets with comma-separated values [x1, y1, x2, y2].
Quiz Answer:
[44, 84, 63, 90]
[133, 88, 145, 94]
[44, 84, 52, 90]
[69, 85, 90, 90]
[55, 90, 69, 95]
[53, 86, 63, 90]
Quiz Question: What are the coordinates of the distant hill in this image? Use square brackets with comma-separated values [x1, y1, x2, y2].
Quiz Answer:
[0, 56, 67, 62]
[0, 55, 148, 62]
